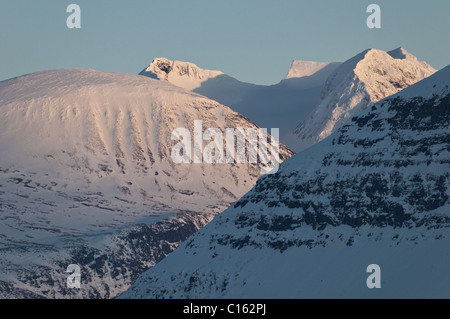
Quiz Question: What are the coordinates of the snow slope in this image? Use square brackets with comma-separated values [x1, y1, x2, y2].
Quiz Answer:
[286, 61, 332, 79]
[289, 48, 436, 152]
[139, 58, 341, 145]
[121, 65, 450, 299]
[0, 69, 292, 298]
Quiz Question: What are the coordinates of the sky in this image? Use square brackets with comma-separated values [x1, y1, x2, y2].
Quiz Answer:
[0, 0, 449, 85]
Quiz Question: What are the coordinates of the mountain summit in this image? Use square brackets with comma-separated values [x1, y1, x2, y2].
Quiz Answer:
[289, 48, 436, 152]
[139, 58, 224, 91]
[285, 60, 340, 82]
[140, 49, 435, 153]
[139, 58, 340, 144]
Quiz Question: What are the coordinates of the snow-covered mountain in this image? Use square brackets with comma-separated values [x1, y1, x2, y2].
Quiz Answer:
[139, 58, 225, 91]
[139, 58, 341, 144]
[289, 47, 436, 152]
[140, 49, 435, 153]
[286, 61, 332, 79]
[121, 65, 450, 299]
[0, 69, 292, 298]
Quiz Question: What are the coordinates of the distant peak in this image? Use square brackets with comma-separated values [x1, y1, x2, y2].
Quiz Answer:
[285, 61, 334, 79]
[344, 47, 415, 65]
[387, 47, 416, 60]
[333, 47, 433, 76]
[139, 58, 223, 90]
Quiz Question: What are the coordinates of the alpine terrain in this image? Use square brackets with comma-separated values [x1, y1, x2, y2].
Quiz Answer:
[140, 48, 435, 153]
[121, 65, 450, 299]
[0, 69, 292, 298]
[289, 47, 436, 152]
[139, 58, 341, 144]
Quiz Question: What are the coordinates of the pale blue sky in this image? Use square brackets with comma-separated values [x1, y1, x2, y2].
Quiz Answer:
[1, 0, 449, 84]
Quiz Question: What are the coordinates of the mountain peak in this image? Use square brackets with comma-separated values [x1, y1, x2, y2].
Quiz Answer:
[148, 57, 173, 74]
[387, 47, 415, 60]
[290, 47, 437, 152]
[139, 58, 223, 90]
[354, 48, 437, 100]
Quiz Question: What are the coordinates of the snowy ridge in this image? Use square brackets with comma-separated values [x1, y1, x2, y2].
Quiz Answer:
[290, 48, 436, 152]
[0, 69, 292, 298]
[139, 58, 341, 146]
[285, 60, 334, 79]
[121, 65, 450, 299]
[139, 58, 224, 91]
